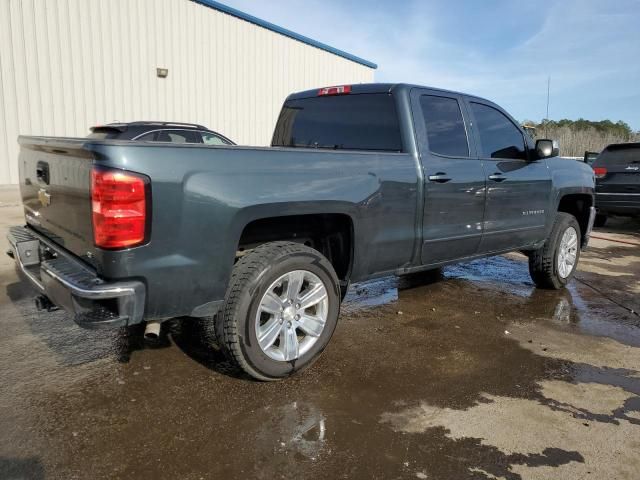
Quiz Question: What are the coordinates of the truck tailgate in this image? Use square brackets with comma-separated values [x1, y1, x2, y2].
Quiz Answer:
[18, 136, 96, 262]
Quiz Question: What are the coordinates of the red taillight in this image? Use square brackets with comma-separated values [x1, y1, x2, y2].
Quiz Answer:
[91, 168, 149, 249]
[593, 167, 607, 179]
[318, 85, 352, 96]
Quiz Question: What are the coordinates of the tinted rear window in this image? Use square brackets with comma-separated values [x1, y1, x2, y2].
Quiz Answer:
[87, 128, 122, 139]
[595, 144, 640, 166]
[271, 94, 403, 152]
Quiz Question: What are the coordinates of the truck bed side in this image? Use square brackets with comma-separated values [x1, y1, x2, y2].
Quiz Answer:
[17, 138, 419, 319]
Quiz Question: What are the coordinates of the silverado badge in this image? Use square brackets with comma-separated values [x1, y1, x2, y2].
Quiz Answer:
[38, 188, 51, 207]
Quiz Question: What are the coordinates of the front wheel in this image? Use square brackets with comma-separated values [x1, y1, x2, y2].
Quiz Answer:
[529, 213, 581, 289]
[216, 241, 340, 381]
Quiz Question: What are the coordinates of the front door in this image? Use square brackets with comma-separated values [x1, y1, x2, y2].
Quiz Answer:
[466, 100, 552, 253]
[412, 90, 486, 265]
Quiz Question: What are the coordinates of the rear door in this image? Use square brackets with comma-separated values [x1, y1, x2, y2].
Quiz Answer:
[411, 89, 486, 264]
[466, 99, 551, 253]
[594, 144, 640, 212]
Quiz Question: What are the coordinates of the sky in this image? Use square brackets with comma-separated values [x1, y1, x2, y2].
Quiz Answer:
[223, 0, 640, 130]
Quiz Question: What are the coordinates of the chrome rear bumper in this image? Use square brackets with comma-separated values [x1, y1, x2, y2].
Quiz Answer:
[7, 226, 145, 329]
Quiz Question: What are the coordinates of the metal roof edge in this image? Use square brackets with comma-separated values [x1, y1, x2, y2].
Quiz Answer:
[191, 0, 378, 69]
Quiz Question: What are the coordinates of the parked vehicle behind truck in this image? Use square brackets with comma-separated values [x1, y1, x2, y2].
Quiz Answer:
[7, 83, 595, 380]
[590, 142, 640, 227]
[88, 121, 235, 145]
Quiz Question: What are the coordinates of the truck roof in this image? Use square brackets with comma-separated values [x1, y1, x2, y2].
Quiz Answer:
[287, 82, 493, 104]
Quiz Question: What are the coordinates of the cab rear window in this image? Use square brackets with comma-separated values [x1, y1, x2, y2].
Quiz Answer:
[271, 94, 403, 152]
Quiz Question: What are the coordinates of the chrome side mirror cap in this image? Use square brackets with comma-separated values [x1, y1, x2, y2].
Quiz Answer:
[536, 139, 559, 159]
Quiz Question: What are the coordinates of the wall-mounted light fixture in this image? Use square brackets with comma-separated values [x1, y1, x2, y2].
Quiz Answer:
[156, 68, 168, 78]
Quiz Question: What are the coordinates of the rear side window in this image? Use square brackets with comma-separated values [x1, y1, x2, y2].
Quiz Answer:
[154, 130, 202, 143]
[272, 94, 403, 152]
[420, 95, 469, 157]
[470, 102, 527, 160]
[87, 128, 121, 139]
[136, 132, 157, 141]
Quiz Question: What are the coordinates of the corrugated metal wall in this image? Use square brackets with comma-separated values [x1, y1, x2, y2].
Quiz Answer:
[0, 0, 374, 184]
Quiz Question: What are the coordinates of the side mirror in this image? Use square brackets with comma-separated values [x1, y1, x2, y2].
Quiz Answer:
[535, 139, 559, 159]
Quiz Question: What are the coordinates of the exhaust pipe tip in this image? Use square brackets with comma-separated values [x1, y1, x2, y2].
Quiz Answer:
[144, 321, 162, 341]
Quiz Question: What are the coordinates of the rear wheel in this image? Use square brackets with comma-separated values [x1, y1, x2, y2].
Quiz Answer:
[529, 213, 581, 289]
[216, 241, 340, 381]
[594, 214, 607, 227]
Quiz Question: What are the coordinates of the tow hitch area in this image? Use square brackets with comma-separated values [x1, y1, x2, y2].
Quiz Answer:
[7, 225, 146, 329]
[34, 295, 59, 312]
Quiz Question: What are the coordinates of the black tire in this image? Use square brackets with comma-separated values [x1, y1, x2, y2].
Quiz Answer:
[216, 241, 340, 381]
[529, 213, 581, 289]
[594, 214, 607, 228]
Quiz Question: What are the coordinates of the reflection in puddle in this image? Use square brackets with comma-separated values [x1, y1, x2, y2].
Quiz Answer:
[343, 277, 398, 312]
[342, 254, 640, 347]
[255, 401, 327, 461]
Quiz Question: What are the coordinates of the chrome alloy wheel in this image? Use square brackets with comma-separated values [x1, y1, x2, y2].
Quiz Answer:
[255, 270, 329, 362]
[557, 226, 578, 279]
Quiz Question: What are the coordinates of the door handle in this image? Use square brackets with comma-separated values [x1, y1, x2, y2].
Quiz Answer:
[488, 173, 506, 182]
[428, 173, 452, 183]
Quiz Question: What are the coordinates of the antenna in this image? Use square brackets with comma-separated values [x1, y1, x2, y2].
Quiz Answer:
[546, 76, 551, 120]
[544, 76, 551, 137]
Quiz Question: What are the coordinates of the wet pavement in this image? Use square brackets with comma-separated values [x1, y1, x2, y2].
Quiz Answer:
[1, 186, 639, 479]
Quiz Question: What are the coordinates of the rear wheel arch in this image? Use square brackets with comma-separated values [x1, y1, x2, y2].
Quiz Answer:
[234, 212, 355, 288]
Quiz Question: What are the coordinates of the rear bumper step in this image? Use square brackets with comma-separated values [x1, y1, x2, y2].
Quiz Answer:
[7, 226, 145, 329]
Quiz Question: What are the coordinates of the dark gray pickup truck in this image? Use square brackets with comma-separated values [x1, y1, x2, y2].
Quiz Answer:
[7, 83, 595, 380]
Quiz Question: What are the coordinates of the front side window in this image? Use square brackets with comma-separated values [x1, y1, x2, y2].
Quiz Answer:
[272, 93, 403, 152]
[201, 132, 230, 145]
[420, 95, 469, 157]
[470, 102, 527, 160]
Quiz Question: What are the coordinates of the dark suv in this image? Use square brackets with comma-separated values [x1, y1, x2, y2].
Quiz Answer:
[88, 121, 235, 145]
[592, 142, 640, 226]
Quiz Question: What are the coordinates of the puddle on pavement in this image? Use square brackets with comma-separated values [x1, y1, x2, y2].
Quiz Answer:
[1, 253, 639, 479]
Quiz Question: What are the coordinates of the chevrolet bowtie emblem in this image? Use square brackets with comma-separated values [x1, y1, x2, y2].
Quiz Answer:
[38, 188, 51, 207]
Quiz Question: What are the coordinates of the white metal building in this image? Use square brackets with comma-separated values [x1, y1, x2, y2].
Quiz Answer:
[0, 0, 376, 184]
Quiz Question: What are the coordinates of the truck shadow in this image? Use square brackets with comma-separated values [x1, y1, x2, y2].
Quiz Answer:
[0, 456, 45, 480]
[5, 279, 172, 366]
[168, 317, 252, 380]
[596, 216, 640, 237]
[169, 270, 448, 381]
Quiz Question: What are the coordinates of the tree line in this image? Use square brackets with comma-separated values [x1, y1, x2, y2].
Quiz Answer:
[522, 118, 640, 157]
